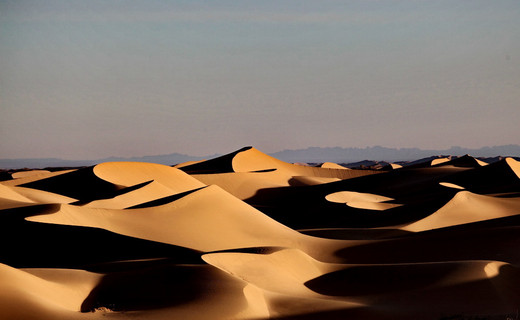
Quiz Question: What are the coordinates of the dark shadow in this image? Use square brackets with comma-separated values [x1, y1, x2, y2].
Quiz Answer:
[443, 159, 520, 194]
[127, 186, 206, 209]
[244, 165, 479, 229]
[81, 264, 224, 312]
[297, 228, 412, 240]
[19, 166, 121, 201]
[248, 185, 455, 229]
[305, 263, 463, 296]
[72, 180, 155, 206]
[0, 205, 202, 269]
[203, 246, 286, 256]
[335, 221, 520, 265]
[179, 146, 252, 174]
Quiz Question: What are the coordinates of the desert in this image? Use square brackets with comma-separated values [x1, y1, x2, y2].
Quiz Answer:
[1, 146, 520, 319]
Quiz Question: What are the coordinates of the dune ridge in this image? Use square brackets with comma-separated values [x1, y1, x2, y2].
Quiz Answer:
[1, 147, 520, 319]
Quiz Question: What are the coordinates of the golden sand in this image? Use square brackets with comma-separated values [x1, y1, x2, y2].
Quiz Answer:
[1, 148, 519, 319]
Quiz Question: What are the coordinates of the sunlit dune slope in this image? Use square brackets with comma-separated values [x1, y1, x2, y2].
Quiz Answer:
[181, 147, 380, 199]
[85, 162, 206, 209]
[2, 169, 76, 187]
[0, 183, 75, 209]
[26, 185, 320, 253]
[433, 154, 488, 168]
[403, 191, 520, 231]
[0, 263, 102, 319]
[320, 162, 350, 170]
[11, 170, 51, 179]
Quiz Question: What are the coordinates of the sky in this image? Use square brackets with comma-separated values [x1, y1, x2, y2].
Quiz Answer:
[1, 0, 519, 160]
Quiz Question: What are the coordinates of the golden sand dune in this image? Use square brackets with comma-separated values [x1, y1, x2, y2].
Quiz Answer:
[0, 184, 75, 209]
[403, 191, 520, 231]
[320, 162, 350, 169]
[434, 154, 489, 168]
[182, 147, 380, 200]
[11, 170, 51, 179]
[84, 162, 206, 209]
[442, 157, 520, 194]
[289, 175, 342, 186]
[191, 170, 295, 199]
[1, 147, 520, 319]
[84, 263, 266, 320]
[325, 191, 395, 203]
[431, 157, 451, 166]
[203, 248, 363, 318]
[383, 162, 403, 170]
[203, 247, 343, 297]
[325, 191, 402, 211]
[439, 181, 465, 189]
[409, 155, 487, 169]
[0, 263, 101, 319]
[507, 157, 520, 178]
[0, 183, 35, 204]
[27, 185, 318, 253]
[232, 147, 377, 179]
[93, 161, 205, 189]
[2, 169, 76, 187]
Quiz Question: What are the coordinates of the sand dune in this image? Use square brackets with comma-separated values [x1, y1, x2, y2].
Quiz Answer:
[433, 154, 488, 168]
[203, 247, 343, 297]
[92, 161, 205, 190]
[84, 162, 206, 209]
[1, 146, 520, 319]
[2, 169, 76, 187]
[403, 191, 520, 231]
[431, 157, 451, 166]
[325, 191, 402, 211]
[320, 162, 350, 170]
[443, 157, 520, 194]
[0, 183, 75, 209]
[183, 147, 380, 200]
[383, 163, 403, 170]
[27, 185, 321, 253]
[0, 263, 102, 319]
[11, 170, 51, 179]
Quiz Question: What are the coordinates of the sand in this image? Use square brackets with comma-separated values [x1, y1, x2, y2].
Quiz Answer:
[1, 148, 520, 319]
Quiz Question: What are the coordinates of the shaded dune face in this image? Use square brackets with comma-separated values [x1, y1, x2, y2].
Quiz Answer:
[1, 148, 520, 319]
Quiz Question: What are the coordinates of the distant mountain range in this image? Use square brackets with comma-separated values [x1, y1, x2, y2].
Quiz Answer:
[1, 145, 519, 169]
[271, 145, 520, 164]
[0, 153, 216, 170]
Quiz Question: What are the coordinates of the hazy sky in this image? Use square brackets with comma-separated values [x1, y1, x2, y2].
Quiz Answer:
[1, 0, 519, 159]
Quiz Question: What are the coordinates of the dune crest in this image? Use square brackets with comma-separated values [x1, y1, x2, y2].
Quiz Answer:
[325, 191, 402, 211]
[26, 185, 316, 253]
[439, 182, 465, 189]
[93, 161, 205, 189]
[325, 191, 394, 203]
[2, 169, 76, 187]
[203, 248, 342, 296]
[320, 162, 350, 170]
[183, 147, 380, 199]
[11, 170, 51, 179]
[403, 191, 520, 231]
[431, 158, 451, 166]
[507, 157, 520, 179]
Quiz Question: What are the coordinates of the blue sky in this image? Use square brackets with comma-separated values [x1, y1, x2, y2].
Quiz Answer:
[1, 0, 519, 159]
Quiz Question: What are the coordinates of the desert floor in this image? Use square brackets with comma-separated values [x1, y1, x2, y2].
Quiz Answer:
[1, 146, 520, 319]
